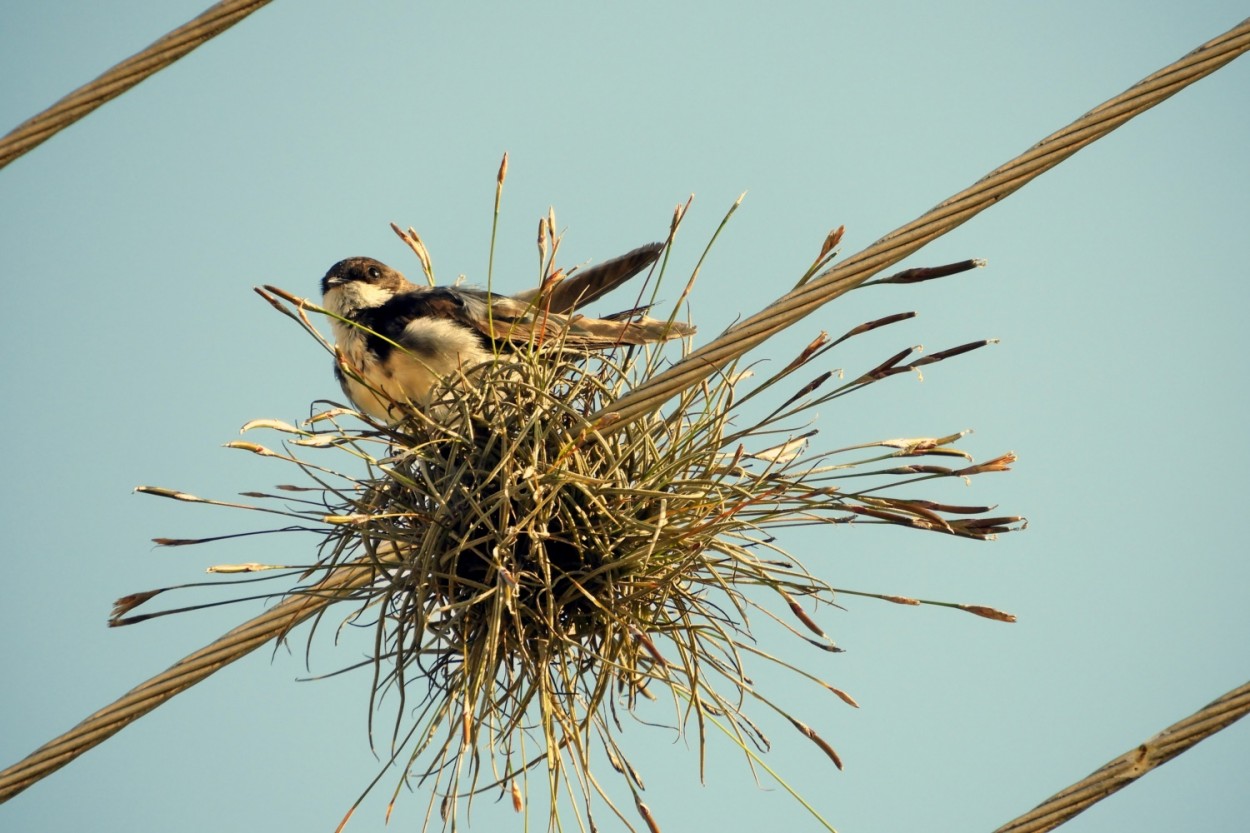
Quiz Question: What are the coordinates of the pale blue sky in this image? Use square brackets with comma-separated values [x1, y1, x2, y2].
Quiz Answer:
[3, 3, 1248, 831]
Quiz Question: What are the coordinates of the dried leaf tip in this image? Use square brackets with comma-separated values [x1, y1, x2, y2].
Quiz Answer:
[672, 194, 693, 233]
[957, 452, 1018, 476]
[780, 332, 830, 373]
[240, 418, 301, 434]
[390, 222, 435, 285]
[780, 588, 827, 638]
[789, 718, 843, 770]
[957, 604, 1017, 622]
[751, 433, 812, 464]
[870, 258, 987, 286]
[825, 684, 860, 708]
[818, 225, 845, 261]
[110, 590, 161, 620]
[224, 441, 275, 456]
[134, 486, 204, 502]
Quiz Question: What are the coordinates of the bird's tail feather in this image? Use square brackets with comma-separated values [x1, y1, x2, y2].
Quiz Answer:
[513, 242, 665, 314]
[560, 314, 695, 348]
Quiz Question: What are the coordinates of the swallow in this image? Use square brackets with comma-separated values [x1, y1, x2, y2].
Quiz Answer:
[320, 242, 694, 422]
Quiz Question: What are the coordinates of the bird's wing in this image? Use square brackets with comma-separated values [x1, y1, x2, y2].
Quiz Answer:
[352, 282, 693, 355]
[510, 242, 664, 314]
[351, 288, 490, 354]
[349, 287, 572, 351]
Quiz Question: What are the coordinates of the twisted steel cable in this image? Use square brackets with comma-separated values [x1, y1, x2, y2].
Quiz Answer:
[595, 17, 1250, 429]
[0, 552, 396, 801]
[0, 0, 272, 170]
[993, 680, 1250, 832]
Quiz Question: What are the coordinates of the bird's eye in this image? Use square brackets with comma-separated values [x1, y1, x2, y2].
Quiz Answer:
[368, 267, 381, 279]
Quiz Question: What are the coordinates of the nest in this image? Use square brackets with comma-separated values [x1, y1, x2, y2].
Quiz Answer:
[120, 212, 1023, 832]
[306, 339, 861, 830]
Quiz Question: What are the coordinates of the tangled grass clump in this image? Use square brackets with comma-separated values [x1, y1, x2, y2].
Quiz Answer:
[119, 206, 1022, 832]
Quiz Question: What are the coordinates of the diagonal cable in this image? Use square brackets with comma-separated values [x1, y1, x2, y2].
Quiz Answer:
[0, 0, 272, 170]
[992, 680, 1250, 832]
[595, 17, 1250, 429]
[0, 550, 398, 802]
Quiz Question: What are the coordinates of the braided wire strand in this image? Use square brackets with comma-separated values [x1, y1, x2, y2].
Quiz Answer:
[0, 0, 272, 170]
[0, 553, 394, 801]
[993, 680, 1250, 832]
[595, 18, 1250, 429]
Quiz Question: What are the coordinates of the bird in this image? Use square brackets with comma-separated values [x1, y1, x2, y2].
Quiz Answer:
[320, 242, 694, 422]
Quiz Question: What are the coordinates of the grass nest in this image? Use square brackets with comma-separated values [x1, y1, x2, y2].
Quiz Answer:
[119, 202, 1023, 832]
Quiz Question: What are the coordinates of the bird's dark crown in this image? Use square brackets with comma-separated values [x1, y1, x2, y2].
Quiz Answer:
[321, 257, 403, 294]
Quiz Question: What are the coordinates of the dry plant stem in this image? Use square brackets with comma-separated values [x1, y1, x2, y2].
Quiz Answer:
[992, 679, 1250, 833]
[598, 17, 1250, 429]
[0, 0, 272, 170]
[0, 547, 400, 802]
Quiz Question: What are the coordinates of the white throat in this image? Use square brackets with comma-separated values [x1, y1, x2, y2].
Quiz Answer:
[323, 282, 394, 317]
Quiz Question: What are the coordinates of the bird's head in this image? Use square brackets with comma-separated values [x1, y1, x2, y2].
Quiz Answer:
[321, 257, 413, 313]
